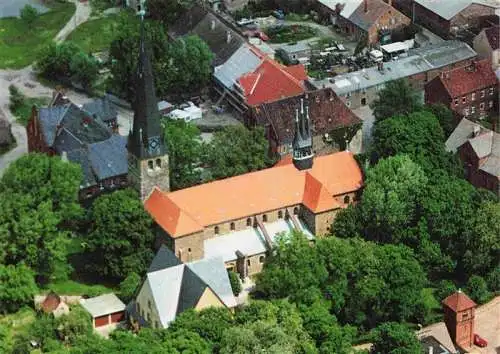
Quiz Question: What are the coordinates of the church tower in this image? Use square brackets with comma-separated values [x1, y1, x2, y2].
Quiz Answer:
[292, 98, 314, 170]
[442, 289, 476, 349]
[128, 1, 169, 200]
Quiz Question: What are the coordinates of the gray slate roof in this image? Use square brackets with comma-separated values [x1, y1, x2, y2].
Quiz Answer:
[445, 118, 500, 177]
[88, 135, 127, 180]
[82, 96, 117, 123]
[147, 245, 182, 273]
[313, 41, 477, 95]
[214, 44, 263, 89]
[415, 0, 499, 20]
[143, 248, 237, 327]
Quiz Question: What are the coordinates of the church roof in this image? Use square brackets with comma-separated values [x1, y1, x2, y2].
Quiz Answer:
[145, 151, 363, 237]
[442, 290, 476, 312]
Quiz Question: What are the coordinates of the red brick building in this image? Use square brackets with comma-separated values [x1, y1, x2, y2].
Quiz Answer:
[393, 0, 499, 39]
[443, 290, 477, 350]
[425, 59, 498, 121]
[446, 118, 499, 195]
[317, 0, 410, 45]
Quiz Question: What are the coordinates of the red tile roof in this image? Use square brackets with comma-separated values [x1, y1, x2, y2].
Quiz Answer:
[145, 151, 363, 238]
[438, 59, 498, 98]
[238, 58, 306, 106]
[442, 290, 477, 312]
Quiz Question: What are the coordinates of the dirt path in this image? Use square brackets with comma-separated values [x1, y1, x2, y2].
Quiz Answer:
[55, 0, 91, 42]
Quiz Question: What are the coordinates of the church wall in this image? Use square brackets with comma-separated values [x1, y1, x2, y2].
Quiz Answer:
[314, 209, 338, 236]
[173, 231, 205, 263]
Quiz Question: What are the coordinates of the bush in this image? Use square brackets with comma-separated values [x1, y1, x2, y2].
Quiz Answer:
[465, 275, 491, 304]
[20, 4, 39, 28]
[0, 264, 38, 314]
[8, 85, 25, 111]
[228, 270, 242, 296]
[120, 272, 141, 303]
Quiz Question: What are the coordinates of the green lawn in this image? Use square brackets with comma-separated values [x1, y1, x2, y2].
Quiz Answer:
[266, 24, 318, 44]
[0, 1, 76, 69]
[66, 14, 120, 53]
[45, 279, 112, 297]
[10, 97, 49, 126]
[0, 307, 36, 349]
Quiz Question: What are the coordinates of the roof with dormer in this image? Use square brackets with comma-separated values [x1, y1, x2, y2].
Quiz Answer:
[145, 151, 363, 238]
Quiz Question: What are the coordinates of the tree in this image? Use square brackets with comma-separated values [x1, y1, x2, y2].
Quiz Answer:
[35, 42, 81, 80]
[372, 322, 422, 354]
[147, 0, 195, 25]
[119, 272, 141, 302]
[465, 275, 490, 304]
[86, 189, 155, 280]
[163, 119, 203, 190]
[370, 79, 421, 122]
[228, 270, 242, 297]
[164, 328, 211, 353]
[0, 264, 38, 313]
[219, 327, 261, 354]
[424, 104, 455, 138]
[20, 4, 38, 29]
[70, 52, 100, 89]
[205, 126, 274, 181]
[0, 153, 83, 222]
[56, 306, 92, 344]
[358, 155, 427, 244]
[434, 280, 456, 303]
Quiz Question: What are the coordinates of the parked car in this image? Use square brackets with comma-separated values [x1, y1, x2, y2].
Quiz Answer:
[272, 9, 285, 20]
[474, 334, 488, 348]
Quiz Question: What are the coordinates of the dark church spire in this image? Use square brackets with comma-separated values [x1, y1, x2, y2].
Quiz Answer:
[292, 98, 314, 170]
[128, 0, 165, 159]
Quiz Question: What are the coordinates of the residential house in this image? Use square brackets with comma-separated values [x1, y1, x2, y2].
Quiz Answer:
[276, 41, 313, 64]
[80, 293, 126, 329]
[425, 59, 498, 121]
[313, 40, 477, 110]
[248, 88, 363, 156]
[0, 109, 13, 147]
[445, 118, 499, 195]
[26, 102, 128, 201]
[473, 25, 500, 69]
[395, 0, 500, 39]
[316, 0, 411, 45]
[168, 5, 245, 66]
[144, 108, 363, 278]
[130, 245, 237, 329]
[35, 292, 70, 318]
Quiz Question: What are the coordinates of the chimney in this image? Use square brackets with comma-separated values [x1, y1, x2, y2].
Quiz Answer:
[473, 124, 480, 137]
[387, 0, 392, 6]
[61, 151, 68, 162]
[226, 31, 232, 44]
[211, 20, 215, 30]
[364, 0, 368, 13]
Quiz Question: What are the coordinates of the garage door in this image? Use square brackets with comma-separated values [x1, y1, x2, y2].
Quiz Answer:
[110, 311, 124, 323]
[94, 315, 109, 327]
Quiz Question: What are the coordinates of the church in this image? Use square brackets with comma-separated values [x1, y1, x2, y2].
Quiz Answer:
[124, 8, 364, 278]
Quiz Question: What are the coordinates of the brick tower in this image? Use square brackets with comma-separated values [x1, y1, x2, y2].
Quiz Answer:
[442, 289, 477, 349]
[292, 98, 314, 171]
[127, 0, 170, 200]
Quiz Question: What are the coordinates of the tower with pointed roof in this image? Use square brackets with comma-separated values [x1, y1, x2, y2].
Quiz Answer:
[128, 0, 169, 200]
[292, 98, 314, 170]
[442, 289, 476, 349]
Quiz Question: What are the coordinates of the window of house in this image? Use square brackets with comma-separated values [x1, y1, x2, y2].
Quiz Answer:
[480, 102, 485, 110]
[462, 96, 466, 104]
[137, 302, 141, 314]
[471, 92, 475, 101]
[259, 256, 265, 263]
[346, 100, 351, 107]
[278, 211, 283, 219]
[454, 98, 459, 106]
[247, 218, 252, 226]
[481, 90, 485, 98]
[230, 222, 235, 231]
[214, 226, 219, 234]
[156, 158, 161, 168]
[361, 98, 367, 106]
[262, 214, 268, 222]
[293, 207, 299, 215]
[188, 248, 191, 253]
[489, 87, 494, 95]
[148, 300, 152, 309]
[148, 160, 154, 170]
[344, 195, 350, 204]
[471, 106, 475, 114]
[247, 259, 251, 266]
[489, 101, 493, 108]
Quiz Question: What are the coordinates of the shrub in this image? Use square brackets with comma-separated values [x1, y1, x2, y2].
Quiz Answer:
[228, 270, 242, 297]
[20, 4, 38, 28]
[8, 85, 25, 111]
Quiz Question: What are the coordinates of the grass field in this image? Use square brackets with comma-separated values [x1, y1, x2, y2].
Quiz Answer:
[66, 14, 120, 53]
[10, 96, 49, 126]
[0, 1, 76, 69]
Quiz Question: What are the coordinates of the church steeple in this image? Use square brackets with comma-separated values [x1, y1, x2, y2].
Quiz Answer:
[292, 97, 314, 170]
[127, 0, 170, 200]
[128, 1, 165, 159]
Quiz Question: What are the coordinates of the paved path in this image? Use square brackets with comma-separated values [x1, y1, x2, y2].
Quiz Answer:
[55, 0, 91, 42]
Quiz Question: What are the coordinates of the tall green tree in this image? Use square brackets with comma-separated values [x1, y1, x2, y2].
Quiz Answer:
[424, 104, 456, 138]
[0, 264, 38, 314]
[163, 119, 203, 190]
[20, 4, 38, 29]
[70, 52, 100, 89]
[86, 189, 155, 280]
[147, 0, 195, 25]
[372, 322, 422, 354]
[35, 42, 81, 80]
[205, 126, 274, 181]
[370, 79, 421, 121]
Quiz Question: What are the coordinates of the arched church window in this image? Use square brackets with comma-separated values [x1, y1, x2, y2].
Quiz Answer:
[230, 222, 235, 231]
[156, 158, 161, 168]
[215, 226, 220, 235]
[278, 211, 283, 219]
[148, 160, 154, 170]
[344, 195, 350, 204]
[247, 218, 252, 226]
